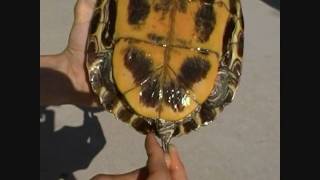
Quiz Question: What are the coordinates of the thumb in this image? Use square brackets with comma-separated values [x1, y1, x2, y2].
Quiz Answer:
[74, 0, 97, 24]
[145, 133, 168, 173]
[168, 145, 188, 180]
[145, 133, 171, 179]
[90, 167, 148, 180]
[66, 0, 97, 53]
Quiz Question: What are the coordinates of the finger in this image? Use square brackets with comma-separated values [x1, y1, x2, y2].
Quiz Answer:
[67, 0, 97, 52]
[90, 174, 111, 180]
[145, 133, 170, 178]
[168, 145, 188, 180]
[164, 153, 171, 168]
[74, 0, 97, 24]
[90, 167, 148, 180]
[117, 167, 148, 180]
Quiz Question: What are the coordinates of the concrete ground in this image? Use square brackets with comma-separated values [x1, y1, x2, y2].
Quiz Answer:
[40, 0, 280, 180]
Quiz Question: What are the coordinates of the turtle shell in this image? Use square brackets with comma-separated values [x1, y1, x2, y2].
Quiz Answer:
[86, 0, 244, 147]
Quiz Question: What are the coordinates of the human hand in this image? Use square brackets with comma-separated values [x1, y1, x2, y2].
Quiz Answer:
[91, 133, 188, 180]
[62, 0, 98, 106]
[40, 0, 100, 107]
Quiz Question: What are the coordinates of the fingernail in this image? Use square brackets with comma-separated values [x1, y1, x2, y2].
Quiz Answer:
[164, 154, 171, 167]
[168, 144, 175, 153]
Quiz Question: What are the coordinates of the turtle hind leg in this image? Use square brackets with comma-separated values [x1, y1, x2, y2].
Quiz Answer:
[154, 119, 177, 152]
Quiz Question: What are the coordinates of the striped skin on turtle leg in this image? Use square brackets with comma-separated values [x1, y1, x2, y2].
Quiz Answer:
[228, 0, 238, 15]
[87, 0, 122, 112]
[221, 16, 236, 67]
[86, 38, 99, 68]
[216, 0, 244, 106]
[172, 124, 182, 137]
[101, 0, 117, 48]
[89, 9, 102, 34]
[86, 36, 106, 95]
[99, 87, 118, 111]
[228, 0, 244, 18]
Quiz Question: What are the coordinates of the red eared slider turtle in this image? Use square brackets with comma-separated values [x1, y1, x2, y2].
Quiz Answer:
[86, 0, 244, 151]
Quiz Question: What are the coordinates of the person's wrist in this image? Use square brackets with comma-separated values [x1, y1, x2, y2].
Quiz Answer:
[60, 49, 87, 92]
[40, 53, 74, 106]
[61, 49, 102, 107]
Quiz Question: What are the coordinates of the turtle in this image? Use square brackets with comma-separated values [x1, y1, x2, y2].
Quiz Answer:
[86, 0, 244, 151]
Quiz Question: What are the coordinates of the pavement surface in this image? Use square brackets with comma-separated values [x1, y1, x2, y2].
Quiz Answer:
[40, 0, 280, 179]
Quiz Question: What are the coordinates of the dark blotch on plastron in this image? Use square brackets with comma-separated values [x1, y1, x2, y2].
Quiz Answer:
[147, 33, 165, 44]
[222, 18, 236, 54]
[183, 119, 198, 133]
[102, 0, 116, 47]
[90, 10, 101, 34]
[117, 107, 134, 123]
[140, 74, 161, 108]
[200, 102, 216, 124]
[237, 31, 244, 57]
[102, 92, 118, 111]
[178, 56, 211, 88]
[154, 0, 171, 13]
[124, 47, 153, 84]
[128, 0, 150, 25]
[195, 3, 215, 42]
[163, 81, 186, 112]
[177, 0, 188, 13]
[200, 0, 215, 4]
[132, 118, 154, 134]
[229, 0, 237, 15]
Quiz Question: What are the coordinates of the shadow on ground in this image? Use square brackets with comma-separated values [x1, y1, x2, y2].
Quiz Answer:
[40, 106, 106, 180]
[260, 0, 280, 10]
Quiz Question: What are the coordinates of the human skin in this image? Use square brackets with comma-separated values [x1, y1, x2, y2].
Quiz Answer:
[40, 0, 188, 179]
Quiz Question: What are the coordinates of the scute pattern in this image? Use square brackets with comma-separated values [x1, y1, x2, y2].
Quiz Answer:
[86, 0, 244, 138]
